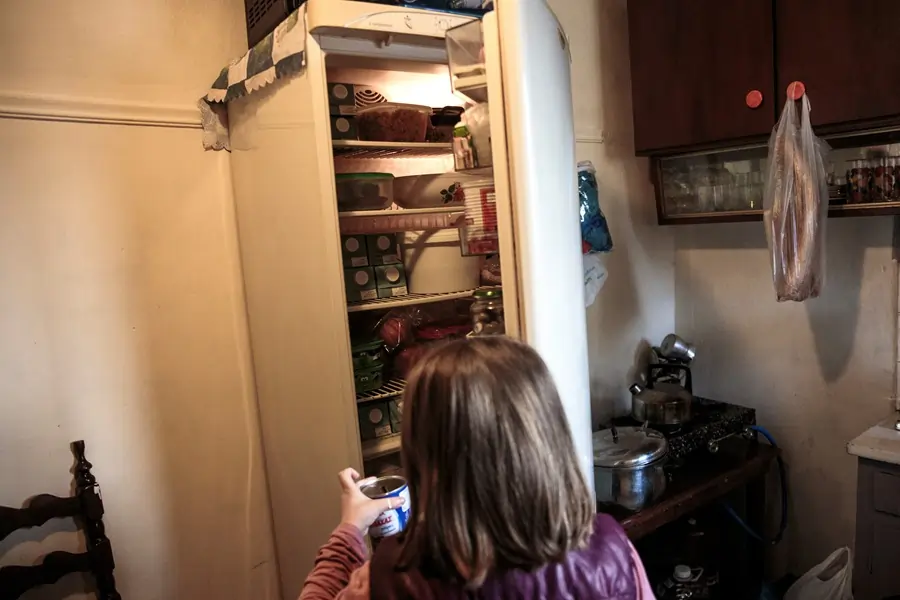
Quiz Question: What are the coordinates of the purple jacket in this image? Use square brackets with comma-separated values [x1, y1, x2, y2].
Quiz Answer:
[368, 514, 637, 600]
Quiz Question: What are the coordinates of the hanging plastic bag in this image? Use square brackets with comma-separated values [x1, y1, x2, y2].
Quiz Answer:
[583, 252, 608, 308]
[763, 92, 830, 302]
[784, 547, 853, 600]
[577, 161, 614, 253]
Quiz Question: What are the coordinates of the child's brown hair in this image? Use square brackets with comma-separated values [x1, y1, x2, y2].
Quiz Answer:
[398, 336, 595, 587]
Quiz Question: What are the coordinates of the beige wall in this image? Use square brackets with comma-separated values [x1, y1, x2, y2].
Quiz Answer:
[550, 0, 675, 425]
[0, 1, 279, 599]
[675, 218, 897, 574]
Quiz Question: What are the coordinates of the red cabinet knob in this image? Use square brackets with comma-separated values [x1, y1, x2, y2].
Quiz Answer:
[787, 81, 806, 100]
[745, 89, 763, 109]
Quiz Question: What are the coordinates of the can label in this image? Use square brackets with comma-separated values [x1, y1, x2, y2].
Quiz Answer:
[361, 476, 411, 539]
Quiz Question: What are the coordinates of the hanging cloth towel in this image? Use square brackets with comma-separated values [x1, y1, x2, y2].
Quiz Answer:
[199, 8, 307, 151]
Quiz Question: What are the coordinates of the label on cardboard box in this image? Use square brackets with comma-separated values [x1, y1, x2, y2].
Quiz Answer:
[384, 286, 408, 298]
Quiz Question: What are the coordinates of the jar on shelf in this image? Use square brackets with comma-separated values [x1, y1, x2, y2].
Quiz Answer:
[470, 288, 504, 335]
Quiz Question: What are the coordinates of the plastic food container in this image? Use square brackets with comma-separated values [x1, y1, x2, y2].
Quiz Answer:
[351, 338, 386, 371]
[356, 103, 431, 143]
[354, 364, 385, 394]
[402, 229, 481, 294]
[394, 173, 481, 208]
[335, 173, 394, 212]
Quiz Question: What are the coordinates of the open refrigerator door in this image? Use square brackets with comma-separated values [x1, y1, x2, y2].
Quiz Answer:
[446, 4, 594, 487]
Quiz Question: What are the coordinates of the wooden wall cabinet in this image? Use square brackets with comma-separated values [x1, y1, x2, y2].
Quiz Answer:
[627, 0, 775, 154]
[627, 0, 900, 223]
[776, 0, 900, 131]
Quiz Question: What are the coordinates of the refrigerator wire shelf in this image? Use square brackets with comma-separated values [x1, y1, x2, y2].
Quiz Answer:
[347, 289, 476, 313]
[356, 378, 406, 404]
[332, 140, 453, 158]
[338, 206, 466, 234]
[362, 433, 401, 460]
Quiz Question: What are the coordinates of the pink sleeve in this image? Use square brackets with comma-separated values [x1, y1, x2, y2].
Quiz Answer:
[299, 524, 370, 600]
[629, 541, 656, 600]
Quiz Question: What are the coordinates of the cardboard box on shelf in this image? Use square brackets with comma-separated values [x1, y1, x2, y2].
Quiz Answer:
[389, 399, 403, 434]
[331, 116, 358, 141]
[358, 402, 392, 441]
[328, 82, 358, 115]
[374, 264, 408, 299]
[345, 267, 377, 302]
[341, 234, 369, 267]
[366, 233, 401, 265]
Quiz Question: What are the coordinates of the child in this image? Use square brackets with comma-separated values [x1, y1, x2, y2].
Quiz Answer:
[301, 336, 655, 599]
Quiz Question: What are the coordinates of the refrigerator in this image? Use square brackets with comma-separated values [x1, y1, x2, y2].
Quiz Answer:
[226, 1, 591, 596]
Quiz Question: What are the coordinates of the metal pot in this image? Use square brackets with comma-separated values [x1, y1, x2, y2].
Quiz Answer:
[630, 381, 692, 426]
[593, 426, 668, 511]
[659, 333, 696, 363]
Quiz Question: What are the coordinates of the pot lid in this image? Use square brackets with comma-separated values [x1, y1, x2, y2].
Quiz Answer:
[592, 427, 668, 468]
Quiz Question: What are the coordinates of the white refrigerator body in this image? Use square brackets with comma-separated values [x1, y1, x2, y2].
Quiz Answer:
[226, 2, 592, 597]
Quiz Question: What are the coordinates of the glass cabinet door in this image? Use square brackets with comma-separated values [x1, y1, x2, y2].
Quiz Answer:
[655, 128, 900, 224]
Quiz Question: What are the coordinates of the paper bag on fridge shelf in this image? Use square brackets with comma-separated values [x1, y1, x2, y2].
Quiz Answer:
[763, 93, 830, 302]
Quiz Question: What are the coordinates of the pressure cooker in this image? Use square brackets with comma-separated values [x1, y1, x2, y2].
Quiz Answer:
[593, 426, 668, 511]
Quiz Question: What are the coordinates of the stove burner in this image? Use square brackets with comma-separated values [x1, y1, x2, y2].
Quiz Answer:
[609, 397, 756, 461]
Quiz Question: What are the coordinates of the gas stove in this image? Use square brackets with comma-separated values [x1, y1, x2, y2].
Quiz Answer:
[610, 397, 756, 461]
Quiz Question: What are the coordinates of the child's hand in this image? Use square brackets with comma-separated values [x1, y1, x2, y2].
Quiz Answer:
[338, 468, 398, 534]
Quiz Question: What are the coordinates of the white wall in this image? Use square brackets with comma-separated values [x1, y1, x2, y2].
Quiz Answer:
[0, 1, 279, 599]
[675, 218, 897, 574]
[549, 0, 675, 424]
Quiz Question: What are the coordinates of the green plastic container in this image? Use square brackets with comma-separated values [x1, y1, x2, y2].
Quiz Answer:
[354, 364, 385, 394]
[351, 338, 386, 371]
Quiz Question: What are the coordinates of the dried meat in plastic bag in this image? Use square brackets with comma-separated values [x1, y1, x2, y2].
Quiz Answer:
[763, 94, 830, 302]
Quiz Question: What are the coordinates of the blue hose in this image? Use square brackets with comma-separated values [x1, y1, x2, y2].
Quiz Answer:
[721, 425, 788, 545]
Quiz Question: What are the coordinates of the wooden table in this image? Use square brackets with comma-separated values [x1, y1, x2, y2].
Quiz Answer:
[600, 440, 780, 599]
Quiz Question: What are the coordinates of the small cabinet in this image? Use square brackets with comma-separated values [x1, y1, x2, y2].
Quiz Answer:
[776, 0, 900, 130]
[654, 129, 900, 224]
[855, 458, 900, 600]
[627, 0, 776, 154]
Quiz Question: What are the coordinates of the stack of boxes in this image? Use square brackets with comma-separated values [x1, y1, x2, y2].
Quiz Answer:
[342, 233, 409, 302]
[328, 82, 358, 141]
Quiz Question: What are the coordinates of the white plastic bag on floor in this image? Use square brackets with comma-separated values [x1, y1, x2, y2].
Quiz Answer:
[763, 93, 830, 302]
[784, 547, 853, 600]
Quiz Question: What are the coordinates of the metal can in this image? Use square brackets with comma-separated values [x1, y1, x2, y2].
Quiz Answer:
[361, 475, 411, 539]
